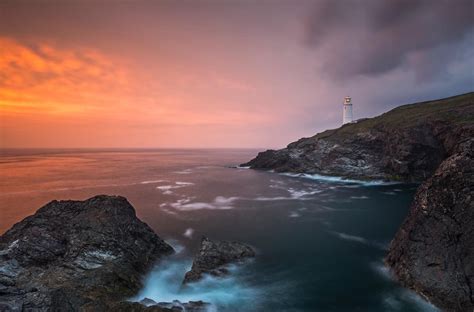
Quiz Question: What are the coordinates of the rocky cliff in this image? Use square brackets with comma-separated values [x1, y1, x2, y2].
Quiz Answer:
[0, 195, 174, 311]
[385, 137, 473, 311]
[243, 92, 474, 310]
[242, 92, 473, 182]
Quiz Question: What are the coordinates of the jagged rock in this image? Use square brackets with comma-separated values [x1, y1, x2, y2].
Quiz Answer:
[119, 299, 209, 312]
[156, 300, 209, 312]
[385, 137, 474, 311]
[242, 92, 473, 182]
[139, 298, 158, 306]
[0, 195, 174, 311]
[183, 236, 255, 284]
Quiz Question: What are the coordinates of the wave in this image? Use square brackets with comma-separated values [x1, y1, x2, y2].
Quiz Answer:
[175, 181, 194, 186]
[174, 169, 193, 174]
[331, 231, 388, 250]
[157, 185, 184, 190]
[252, 196, 294, 201]
[281, 173, 398, 186]
[250, 187, 322, 202]
[183, 228, 194, 238]
[383, 292, 439, 312]
[287, 187, 322, 199]
[350, 195, 370, 199]
[372, 262, 440, 312]
[132, 258, 263, 311]
[332, 231, 369, 244]
[168, 196, 240, 211]
[140, 179, 166, 184]
[1, 177, 186, 197]
[288, 211, 301, 218]
[161, 207, 178, 215]
[157, 182, 194, 195]
[165, 239, 185, 254]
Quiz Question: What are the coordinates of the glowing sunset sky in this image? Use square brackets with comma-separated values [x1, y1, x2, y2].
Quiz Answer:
[1, 0, 473, 148]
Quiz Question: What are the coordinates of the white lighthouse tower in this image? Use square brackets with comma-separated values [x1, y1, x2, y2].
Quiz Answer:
[342, 96, 353, 125]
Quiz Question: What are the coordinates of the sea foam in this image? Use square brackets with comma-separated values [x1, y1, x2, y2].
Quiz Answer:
[168, 196, 240, 211]
[132, 258, 262, 311]
[282, 172, 397, 186]
[331, 231, 388, 250]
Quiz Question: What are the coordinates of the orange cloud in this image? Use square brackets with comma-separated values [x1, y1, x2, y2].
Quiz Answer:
[0, 37, 130, 116]
[0, 37, 278, 148]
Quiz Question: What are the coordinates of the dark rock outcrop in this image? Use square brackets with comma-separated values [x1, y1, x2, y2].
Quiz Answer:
[385, 137, 474, 311]
[183, 237, 255, 284]
[0, 195, 174, 311]
[120, 298, 209, 312]
[242, 92, 473, 182]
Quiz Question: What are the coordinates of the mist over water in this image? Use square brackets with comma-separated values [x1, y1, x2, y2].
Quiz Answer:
[0, 149, 438, 311]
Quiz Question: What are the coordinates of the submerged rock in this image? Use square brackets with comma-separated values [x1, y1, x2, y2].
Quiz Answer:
[0, 195, 174, 311]
[183, 236, 255, 284]
[156, 300, 209, 312]
[130, 299, 209, 312]
[139, 298, 158, 306]
[385, 137, 474, 311]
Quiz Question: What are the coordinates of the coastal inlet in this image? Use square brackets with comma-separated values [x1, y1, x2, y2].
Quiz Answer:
[0, 148, 438, 311]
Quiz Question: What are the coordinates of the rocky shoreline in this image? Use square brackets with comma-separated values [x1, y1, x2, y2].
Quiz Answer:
[243, 92, 474, 311]
[242, 93, 473, 183]
[0, 196, 255, 311]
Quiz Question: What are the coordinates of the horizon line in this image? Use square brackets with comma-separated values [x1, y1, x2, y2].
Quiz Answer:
[0, 146, 272, 150]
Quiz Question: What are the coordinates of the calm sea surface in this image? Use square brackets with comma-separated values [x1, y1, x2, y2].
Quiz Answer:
[0, 149, 438, 312]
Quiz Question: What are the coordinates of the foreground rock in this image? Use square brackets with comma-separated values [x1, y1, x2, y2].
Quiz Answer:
[183, 236, 255, 284]
[0, 195, 174, 311]
[242, 92, 473, 182]
[385, 137, 474, 311]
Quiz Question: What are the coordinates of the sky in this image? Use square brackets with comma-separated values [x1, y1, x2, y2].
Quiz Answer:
[0, 0, 473, 149]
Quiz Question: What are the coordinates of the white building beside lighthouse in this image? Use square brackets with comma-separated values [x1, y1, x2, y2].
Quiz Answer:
[343, 96, 353, 125]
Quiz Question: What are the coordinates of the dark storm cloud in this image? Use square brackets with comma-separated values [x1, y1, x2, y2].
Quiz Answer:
[305, 0, 474, 81]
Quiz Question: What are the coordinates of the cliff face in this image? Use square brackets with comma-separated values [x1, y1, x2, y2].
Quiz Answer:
[0, 195, 174, 311]
[243, 92, 473, 182]
[385, 138, 474, 311]
[243, 92, 474, 310]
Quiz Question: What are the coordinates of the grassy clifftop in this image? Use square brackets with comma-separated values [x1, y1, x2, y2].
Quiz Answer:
[313, 92, 473, 141]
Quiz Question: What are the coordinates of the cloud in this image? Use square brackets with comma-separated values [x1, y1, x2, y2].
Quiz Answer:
[0, 37, 130, 116]
[305, 0, 474, 81]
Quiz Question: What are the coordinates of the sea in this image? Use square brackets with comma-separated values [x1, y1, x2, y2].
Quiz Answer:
[0, 148, 439, 312]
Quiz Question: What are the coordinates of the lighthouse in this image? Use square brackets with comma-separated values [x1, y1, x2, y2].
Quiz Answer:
[342, 96, 353, 125]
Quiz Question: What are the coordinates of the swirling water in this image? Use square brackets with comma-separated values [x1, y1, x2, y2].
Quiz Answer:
[0, 148, 438, 311]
